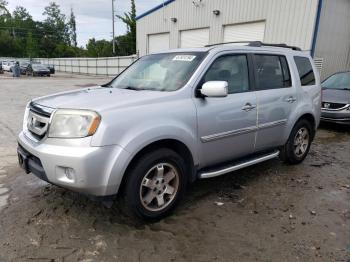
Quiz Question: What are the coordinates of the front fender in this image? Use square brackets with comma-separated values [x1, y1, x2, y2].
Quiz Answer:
[99, 123, 198, 196]
[90, 97, 198, 195]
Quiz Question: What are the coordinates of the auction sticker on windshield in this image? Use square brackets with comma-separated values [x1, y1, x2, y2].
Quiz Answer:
[173, 55, 196, 62]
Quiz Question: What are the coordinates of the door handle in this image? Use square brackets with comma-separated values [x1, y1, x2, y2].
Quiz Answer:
[241, 103, 256, 112]
[285, 96, 297, 103]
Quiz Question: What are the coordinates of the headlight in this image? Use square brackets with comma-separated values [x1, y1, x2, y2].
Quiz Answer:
[48, 109, 101, 138]
[23, 103, 30, 131]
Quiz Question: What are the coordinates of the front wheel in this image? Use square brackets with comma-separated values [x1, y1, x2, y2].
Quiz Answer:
[122, 148, 187, 221]
[280, 119, 313, 164]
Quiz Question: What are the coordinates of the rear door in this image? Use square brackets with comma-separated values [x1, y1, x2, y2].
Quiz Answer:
[253, 53, 297, 151]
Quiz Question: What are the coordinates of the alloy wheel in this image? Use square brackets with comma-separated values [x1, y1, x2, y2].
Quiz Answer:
[139, 163, 179, 212]
[293, 127, 309, 158]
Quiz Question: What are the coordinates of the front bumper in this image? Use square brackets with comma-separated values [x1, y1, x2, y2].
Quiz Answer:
[35, 72, 50, 76]
[321, 110, 350, 125]
[17, 131, 130, 196]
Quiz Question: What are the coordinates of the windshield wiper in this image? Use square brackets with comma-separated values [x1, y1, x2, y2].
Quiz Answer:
[122, 86, 144, 91]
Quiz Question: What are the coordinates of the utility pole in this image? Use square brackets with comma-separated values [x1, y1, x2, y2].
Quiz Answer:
[112, 0, 116, 55]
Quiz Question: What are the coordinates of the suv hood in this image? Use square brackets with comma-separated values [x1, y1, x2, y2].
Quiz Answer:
[322, 88, 350, 104]
[32, 86, 174, 112]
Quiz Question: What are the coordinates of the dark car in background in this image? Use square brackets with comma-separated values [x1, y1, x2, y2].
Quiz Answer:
[321, 71, 350, 125]
[26, 64, 51, 77]
[20, 61, 30, 75]
[43, 64, 55, 74]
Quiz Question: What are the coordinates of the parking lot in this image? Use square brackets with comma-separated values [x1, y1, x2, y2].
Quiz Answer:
[0, 72, 349, 261]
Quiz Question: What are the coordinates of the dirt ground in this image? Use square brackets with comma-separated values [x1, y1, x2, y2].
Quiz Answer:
[0, 72, 349, 262]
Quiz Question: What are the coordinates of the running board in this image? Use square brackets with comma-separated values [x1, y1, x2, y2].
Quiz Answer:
[199, 151, 280, 179]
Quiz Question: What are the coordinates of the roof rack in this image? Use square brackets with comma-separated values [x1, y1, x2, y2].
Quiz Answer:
[205, 41, 302, 51]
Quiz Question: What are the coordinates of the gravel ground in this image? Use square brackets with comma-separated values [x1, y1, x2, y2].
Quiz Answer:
[0, 72, 349, 262]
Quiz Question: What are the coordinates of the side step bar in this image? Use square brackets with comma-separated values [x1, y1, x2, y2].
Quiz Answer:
[199, 151, 280, 179]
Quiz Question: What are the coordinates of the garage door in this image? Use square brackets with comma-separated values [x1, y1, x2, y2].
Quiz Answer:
[180, 28, 210, 48]
[223, 21, 266, 42]
[148, 33, 170, 54]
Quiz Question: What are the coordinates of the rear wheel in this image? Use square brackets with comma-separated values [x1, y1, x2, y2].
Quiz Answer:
[122, 148, 187, 221]
[280, 119, 313, 164]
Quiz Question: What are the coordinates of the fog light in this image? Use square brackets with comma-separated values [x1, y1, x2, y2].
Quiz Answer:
[64, 167, 75, 180]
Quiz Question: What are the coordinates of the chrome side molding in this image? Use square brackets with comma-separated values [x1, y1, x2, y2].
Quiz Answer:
[201, 119, 287, 143]
[200, 126, 257, 143]
[258, 119, 287, 130]
[199, 150, 280, 179]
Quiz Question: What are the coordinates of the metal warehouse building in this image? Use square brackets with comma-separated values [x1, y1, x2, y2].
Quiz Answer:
[136, 0, 350, 79]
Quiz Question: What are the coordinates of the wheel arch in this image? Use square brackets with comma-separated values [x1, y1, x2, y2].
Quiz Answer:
[296, 113, 317, 139]
[117, 139, 197, 196]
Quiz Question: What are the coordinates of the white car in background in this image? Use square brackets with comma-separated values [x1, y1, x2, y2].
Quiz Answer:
[2, 61, 15, 72]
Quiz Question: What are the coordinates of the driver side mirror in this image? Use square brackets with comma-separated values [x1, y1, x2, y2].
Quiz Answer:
[200, 81, 228, 97]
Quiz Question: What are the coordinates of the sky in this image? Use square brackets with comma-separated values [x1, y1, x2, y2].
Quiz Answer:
[6, 0, 164, 47]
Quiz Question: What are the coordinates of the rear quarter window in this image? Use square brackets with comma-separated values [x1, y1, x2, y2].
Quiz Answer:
[294, 56, 316, 86]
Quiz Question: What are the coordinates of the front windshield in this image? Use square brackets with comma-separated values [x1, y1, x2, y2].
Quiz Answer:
[322, 72, 350, 90]
[108, 52, 206, 91]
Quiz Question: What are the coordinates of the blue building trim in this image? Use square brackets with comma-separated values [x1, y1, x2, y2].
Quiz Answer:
[136, 0, 176, 20]
[311, 0, 323, 57]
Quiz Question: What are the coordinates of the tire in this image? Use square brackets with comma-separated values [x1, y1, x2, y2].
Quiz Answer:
[280, 119, 313, 165]
[122, 148, 187, 221]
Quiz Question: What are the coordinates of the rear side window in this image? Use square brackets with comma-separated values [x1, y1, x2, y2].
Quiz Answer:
[254, 55, 291, 90]
[294, 56, 315, 86]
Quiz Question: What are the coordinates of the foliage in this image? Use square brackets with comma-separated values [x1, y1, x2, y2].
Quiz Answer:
[68, 8, 77, 47]
[0, 0, 137, 58]
[116, 0, 136, 54]
[0, 0, 9, 16]
[25, 32, 38, 58]
[42, 2, 70, 52]
[86, 38, 113, 57]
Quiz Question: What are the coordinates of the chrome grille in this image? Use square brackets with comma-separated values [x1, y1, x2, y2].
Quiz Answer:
[322, 102, 349, 110]
[27, 103, 53, 139]
[27, 110, 49, 137]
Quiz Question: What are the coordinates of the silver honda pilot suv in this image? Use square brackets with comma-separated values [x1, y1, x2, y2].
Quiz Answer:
[18, 42, 321, 220]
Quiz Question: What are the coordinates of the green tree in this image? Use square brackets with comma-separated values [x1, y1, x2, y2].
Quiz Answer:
[0, 0, 9, 16]
[0, 30, 22, 56]
[42, 2, 69, 44]
[68, 8, 77, 47]
[116, 0, 136, 54]
[11, 6, 36, 45]
[0, 1, 86, 58]
[53, 42, 77, 57]
[86, 38, 113, 57]
[13, 6, 32, 20]
[40, 2, 71, 57]
[26, 32, 37, 58]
